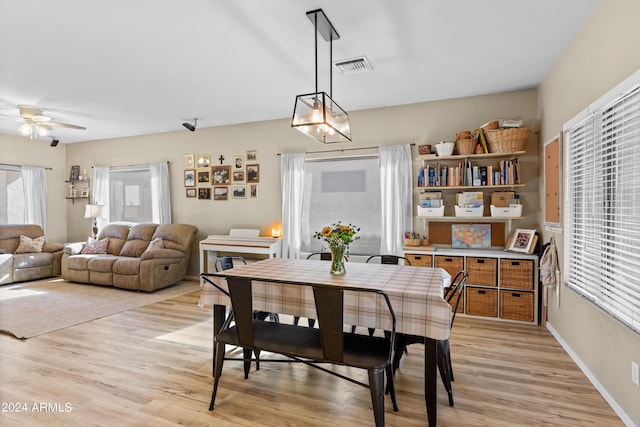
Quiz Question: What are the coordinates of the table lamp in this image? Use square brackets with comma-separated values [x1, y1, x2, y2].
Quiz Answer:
[84, 204, 104, 239]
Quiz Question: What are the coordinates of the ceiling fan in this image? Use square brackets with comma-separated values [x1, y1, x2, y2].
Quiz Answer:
[1, 105, 86, 139]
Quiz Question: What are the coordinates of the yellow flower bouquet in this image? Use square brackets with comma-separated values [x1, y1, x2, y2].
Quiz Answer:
[313, 222, 360, 274]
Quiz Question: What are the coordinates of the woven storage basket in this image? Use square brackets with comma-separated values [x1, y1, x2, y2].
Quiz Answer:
[404, 238, 421, 246]
[466, 257, 497, 286]
[484, 127, 530, 153]
[465, 288, 497, 317]
[434, 255, 464, 277]
[500, 259, 534, 290]
[480, 120, 499, 131]
[456, 138, 476, 155]
[499, 290, 534, 322]
[405, 253, 432, 267]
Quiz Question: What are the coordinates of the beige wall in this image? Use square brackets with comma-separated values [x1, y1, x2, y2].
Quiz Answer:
[538, 0, 640, 424]
[64, 89, 537, 276]
[0, 134, 67, 243]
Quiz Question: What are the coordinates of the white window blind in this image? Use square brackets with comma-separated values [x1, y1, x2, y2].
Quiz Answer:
[564, 70, 640, 333]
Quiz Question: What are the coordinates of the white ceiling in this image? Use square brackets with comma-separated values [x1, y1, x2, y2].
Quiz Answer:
[0, 0, 601, 144]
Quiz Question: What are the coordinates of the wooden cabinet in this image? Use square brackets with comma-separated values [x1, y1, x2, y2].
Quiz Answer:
[402, 248, 539, 324]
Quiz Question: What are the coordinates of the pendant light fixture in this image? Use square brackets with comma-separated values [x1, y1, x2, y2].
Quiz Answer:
[291, 9, 351, 144]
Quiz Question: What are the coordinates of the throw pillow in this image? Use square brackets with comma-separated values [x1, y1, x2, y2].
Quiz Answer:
[81, 237, 110, 254]
[15, 235, 46, 254]
[146, 237, 164, 251]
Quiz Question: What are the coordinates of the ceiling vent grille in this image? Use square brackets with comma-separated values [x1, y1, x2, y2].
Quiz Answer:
[333, 56, 373, 75]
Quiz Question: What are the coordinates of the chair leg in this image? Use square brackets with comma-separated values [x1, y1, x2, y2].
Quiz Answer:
[293, 316, 300, 325]
[367, 367, 386, 427]
[209, 341, 226, 410]
[307, 318, 316, 328]
[243, 348, 252, 380]
[254, 349, 261, 371]
[350, 325, 357, 333]
[437, 340, 454, 406]
[368, 327, 375, 336]
[385, 364, 399, 412]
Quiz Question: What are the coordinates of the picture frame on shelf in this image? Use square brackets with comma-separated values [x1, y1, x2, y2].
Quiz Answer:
[213, 186, 228, 201]
[232, 185, 246, 198]
[196, 154, 210, 168]
[186, 188, 197, 198]
[69, 165, 80, 181]
[197, 168, 210, 184]
[184, 154, 195, 169]
[247, 164, 259, 183]
[233, 156, 244, 170]
[198, 188, 211, 200]
[184, 169, 195, 187]
[246, 150, 257, 162]
[80, 188, 90, 198]
[249, 184, 258, 198]
[212, 165, 231, 184]
[507, 229, 537, 253]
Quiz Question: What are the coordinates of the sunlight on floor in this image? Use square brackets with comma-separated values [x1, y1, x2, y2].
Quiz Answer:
[154, 319, 212, 346]
[0, 285, 45, 301]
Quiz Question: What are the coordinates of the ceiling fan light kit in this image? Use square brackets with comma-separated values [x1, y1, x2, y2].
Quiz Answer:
[8, 105, 86, 140]
[291, 9, 351, 144]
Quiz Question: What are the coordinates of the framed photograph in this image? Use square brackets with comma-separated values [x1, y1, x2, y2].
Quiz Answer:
[80, 188, 90, 198]
[198, 187, 211, 200]
[232, 171, 245, 182]
[246, 150, 258, 162]
[196, 154, 210, 168]
[184, 154, 195, 169]
[233, 155, 244, 170]
[451, 224, 491, 249]
[247, 164, 260, 183]
[213, 186, 228, 201]
[249, 184, 258, 198]
[69, 165, 80, 181]
[232, 185, 247, 198]
[197, 168, 210, 184]
[184, 169, 195, 187]
[186, 188, 197, 198]
[212, 165, 231, 184]
[508, 229, 537, 253]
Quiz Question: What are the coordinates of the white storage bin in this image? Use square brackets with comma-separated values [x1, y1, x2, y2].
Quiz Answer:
[417, 205, 445, 217]
[490, 204, 523, 217]
[454, 205, 484, 217]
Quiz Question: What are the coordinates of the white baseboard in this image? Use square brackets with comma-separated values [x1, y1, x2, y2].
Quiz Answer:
[546, 322, 637, 427]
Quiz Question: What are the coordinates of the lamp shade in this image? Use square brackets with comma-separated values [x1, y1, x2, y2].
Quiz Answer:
[291, 92, 351, 144]
[84, 204, 104, 219]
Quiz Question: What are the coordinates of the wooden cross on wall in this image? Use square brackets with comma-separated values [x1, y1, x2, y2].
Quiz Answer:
[218, 155, 225, 165]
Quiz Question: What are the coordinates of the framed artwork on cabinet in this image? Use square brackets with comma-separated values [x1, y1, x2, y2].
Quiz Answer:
[507, 229, 537, 253]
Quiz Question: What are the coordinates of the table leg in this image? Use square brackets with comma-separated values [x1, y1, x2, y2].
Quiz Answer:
[425, 337, 437, 427]
[212, 304, 226, 377]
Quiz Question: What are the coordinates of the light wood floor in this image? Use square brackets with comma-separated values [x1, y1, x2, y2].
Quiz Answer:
[0, 291, 623, 426]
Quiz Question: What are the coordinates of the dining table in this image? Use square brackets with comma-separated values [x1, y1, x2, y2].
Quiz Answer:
[198, 257, 452, 427]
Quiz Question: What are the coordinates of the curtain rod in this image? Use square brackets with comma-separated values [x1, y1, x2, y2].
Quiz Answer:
[277, 143, 414, 156]
[91, 161, 171, 168]
[0, 163, 53, 170]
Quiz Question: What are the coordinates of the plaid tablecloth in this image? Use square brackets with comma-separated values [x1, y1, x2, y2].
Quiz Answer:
[198, 258, 452, 340]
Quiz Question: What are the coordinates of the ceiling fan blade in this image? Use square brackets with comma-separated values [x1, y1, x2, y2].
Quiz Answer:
[49, 121, 86, 130]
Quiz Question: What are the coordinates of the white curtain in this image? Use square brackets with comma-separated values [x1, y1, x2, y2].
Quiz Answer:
[93, 166, 110, 232]
[150, 161, 171, 224]
[281, 153, 306, 259]
[21, 166, 47, 230]
[379, 145, 413, 255]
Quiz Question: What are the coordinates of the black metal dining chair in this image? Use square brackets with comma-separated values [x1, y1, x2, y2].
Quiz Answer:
[392, 270, 468, 406]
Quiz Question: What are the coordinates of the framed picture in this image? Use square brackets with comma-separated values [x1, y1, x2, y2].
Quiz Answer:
[232, 185, 247, 198]
[186, 188, 197, 198]
[247, 164, 259, 183]
[212, 165, 231, 184]
[197, 168, 210, 184]
[69, 165, 80, 181]
[213, 186, 228, 201]
[198, 187, 211, 200]
[80, 188, 90, 198]
[246, 150, 257, 162]
[232, 171, 245, 182]
[184, 169, 195, 187]
[233, 155, 244, 170]
[451, 224, 491, 248]
[249, 184, 258, 198]
[196, 154, 210, 168]
[508, 229, 537, 253]
[184, 154, 195, 169]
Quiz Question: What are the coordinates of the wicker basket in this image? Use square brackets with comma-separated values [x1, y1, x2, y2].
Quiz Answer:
[404, 238, 422, 246]
[465, 288, 497, 317]
[499, 290, 534, 322]
[467, 257, 497, 286]
[480, 120, 499, 131]
[484, 128, 530, 153]
[455, 138, 476, 155]
[500, 259, 534, 290]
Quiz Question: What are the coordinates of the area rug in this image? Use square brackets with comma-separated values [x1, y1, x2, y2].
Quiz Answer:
[0, 278, 201, 339]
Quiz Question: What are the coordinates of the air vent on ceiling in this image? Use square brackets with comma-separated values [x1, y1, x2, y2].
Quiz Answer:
[333, 56, 373, 75]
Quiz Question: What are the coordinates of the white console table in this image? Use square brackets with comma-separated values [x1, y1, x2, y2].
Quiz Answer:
[199, 234, 282, 275]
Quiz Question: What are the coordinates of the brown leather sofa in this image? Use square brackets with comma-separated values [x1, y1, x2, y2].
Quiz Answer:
[0, 224, 64, 285]
[62, 223, 198, 292]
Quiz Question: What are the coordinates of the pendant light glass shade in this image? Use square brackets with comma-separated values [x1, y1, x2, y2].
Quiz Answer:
[292, 92, 351, 144]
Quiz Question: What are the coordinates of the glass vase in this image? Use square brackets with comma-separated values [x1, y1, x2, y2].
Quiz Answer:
[330, 245, 346, 275]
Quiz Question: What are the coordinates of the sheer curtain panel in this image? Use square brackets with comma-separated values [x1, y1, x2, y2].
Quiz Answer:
[21, 166, 47, 230]
[379, 145, 413, 255]
[92, 167, 110, 232]
[150, 161, 171, 224]
[281, 153, 306, 259]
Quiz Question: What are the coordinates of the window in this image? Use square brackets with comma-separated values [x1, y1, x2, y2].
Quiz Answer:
[109, 167, 152, 223]
[564, 69, 640, 333]
[301, 156, 381, 255]
[0, 167, 25, 224]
